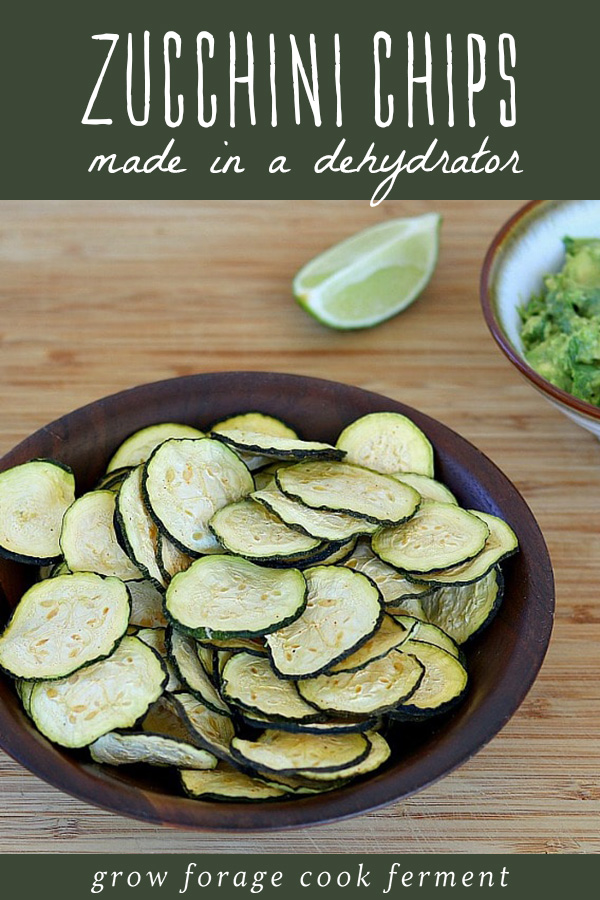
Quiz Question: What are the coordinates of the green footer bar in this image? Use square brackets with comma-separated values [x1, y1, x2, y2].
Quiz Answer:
[0, 855, 592, 899]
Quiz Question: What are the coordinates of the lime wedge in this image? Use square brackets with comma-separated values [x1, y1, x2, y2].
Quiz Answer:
[293, 213, 441, 330]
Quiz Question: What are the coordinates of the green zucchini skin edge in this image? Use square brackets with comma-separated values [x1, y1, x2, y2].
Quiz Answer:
[163, 601, 308, 642]
[0, 545, 64, 568]
[179, 776, 289, 803]
[0, 574, 132, 683]
[95, 467, 132, 492]
[0, 458, 76, 566]
[388, 685, 468, 722]
[230, 733, 373, 777]
[212, 432, 345, 462]
[405, 546, 518, 587]
[239, 712, 379, 735]
[261, 539, 353, 569]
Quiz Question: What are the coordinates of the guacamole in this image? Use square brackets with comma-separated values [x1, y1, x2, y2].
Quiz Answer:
[520, 238, 600, 406]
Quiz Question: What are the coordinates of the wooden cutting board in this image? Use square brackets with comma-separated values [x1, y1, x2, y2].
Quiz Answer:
[0, 199, 598, 853]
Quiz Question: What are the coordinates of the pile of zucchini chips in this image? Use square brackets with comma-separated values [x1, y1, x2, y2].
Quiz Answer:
[0, 411, 518, 802]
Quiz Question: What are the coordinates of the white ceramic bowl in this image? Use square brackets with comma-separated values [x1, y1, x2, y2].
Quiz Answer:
[481, 200, 600, 438]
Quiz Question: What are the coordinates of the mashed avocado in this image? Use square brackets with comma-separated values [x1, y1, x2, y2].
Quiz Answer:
[520, 238, 600, 406]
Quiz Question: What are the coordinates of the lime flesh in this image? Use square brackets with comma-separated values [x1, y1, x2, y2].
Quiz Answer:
[293, 213, 441, 330]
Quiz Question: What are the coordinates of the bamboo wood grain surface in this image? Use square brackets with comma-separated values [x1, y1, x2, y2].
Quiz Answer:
[0, 200, 598, 854]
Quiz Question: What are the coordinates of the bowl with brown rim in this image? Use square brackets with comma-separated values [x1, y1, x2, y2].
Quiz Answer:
[481, 199, 600, 438]
[0, 371, 554, 831]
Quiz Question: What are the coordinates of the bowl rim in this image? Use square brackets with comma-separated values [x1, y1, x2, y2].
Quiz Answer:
[480, 199, 600, 424]
[0, 371, 555, 832]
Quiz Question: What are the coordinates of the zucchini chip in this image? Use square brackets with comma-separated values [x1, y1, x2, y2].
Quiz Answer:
[384, 596, 426, 619]
[212, 429, 344, 463]
[16, 679, 35, 716]
[252, 463, 293, 492]
[197, 645, 217, 682]
[136, 627, 181, 692]
[215, 649, 233, 679]
[210, 413, 298, 440]
[419, 568, 504, 644]
[115, 467, 165, 587]
[307, 538, 357, 566]
[209, 499, 321, 562]
[255, 771, 343, 795]
[263, 538, 356, 569]
[393, 640, 468, 716]
[143, 438, 253, 556]
[372, 503, 489, 574]
[197, 635, 267, 656]
[106, 422, 205, 473]
[266, 566, 382, 679]
[326, 614, 412, 674]
[142, 694, 201, 742]
[252, 483, 378, 542]
[231, 730, 371, 775]
[392, 616, 460, 659]
[410, 511, 519, 586]
[336, 412, 434, 476]
[29, 635, 167, 748]
[298, 650, 424, 716]
[0, 573, 130, 681]
[165, 555, 307, 640]
[38, 559, 70, 581]
[167, 629, 230, 714]
[181, 764, 288, 802]
[128, 579, 167, 629]
[277, 461, 420, 526]
[95, 467, 131, 493]
[156, 534, 195, 583]
[240, 712, 377, 735]
[392, 472, 458, 505]
[167, 693, 236, 762]
[343, 539, 433, 604]
[296, 732, 391, 782]
[60, 490, 143, 581]
[211, 413, 299, 472]
[0, 460, 75, 565]
[221, 652, 321, 722]
[89, 731, 218, 770]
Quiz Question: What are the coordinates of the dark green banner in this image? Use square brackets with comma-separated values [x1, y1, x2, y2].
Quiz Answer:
[2, 0, 597, 198]
[0, 854, 593, 897]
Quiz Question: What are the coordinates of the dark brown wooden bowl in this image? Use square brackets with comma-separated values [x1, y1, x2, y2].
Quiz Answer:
[0, 372, 554, 831]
